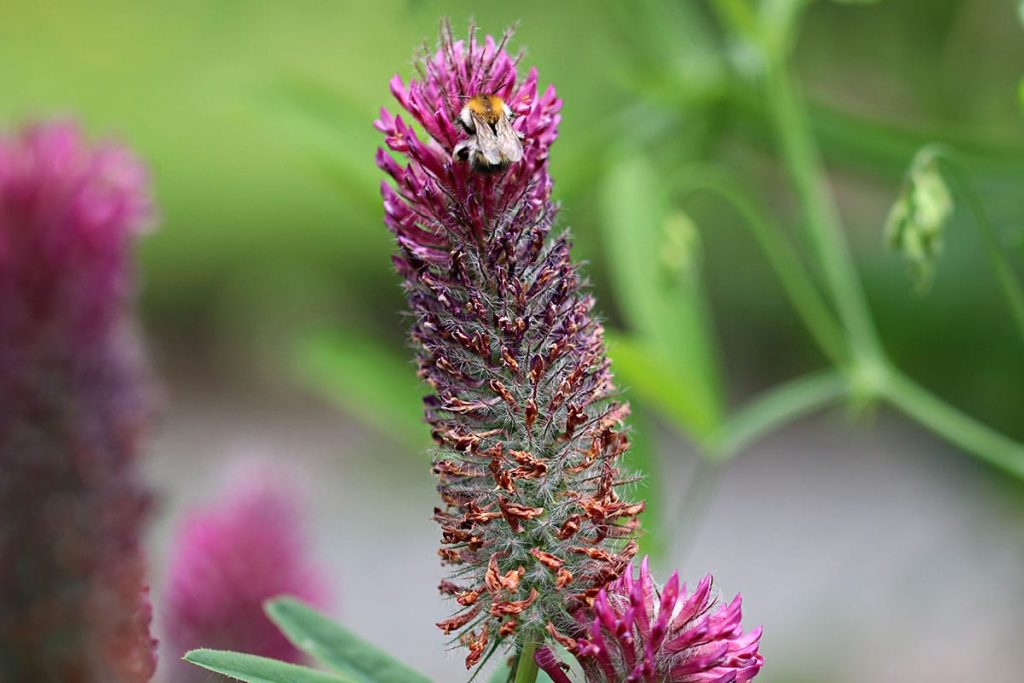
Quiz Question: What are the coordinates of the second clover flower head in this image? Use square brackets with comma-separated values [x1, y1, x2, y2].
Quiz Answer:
[161, 462, 329, 681]
[0, 120, 156, 682]
[536, 558, 763, 683]
[376, 22, 644, 669]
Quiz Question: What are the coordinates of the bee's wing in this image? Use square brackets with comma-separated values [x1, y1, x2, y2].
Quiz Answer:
[471, 115, 505, 167]
[494, 114, 523, 163]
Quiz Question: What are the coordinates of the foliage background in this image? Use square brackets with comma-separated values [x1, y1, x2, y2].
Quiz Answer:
[2, 1, 1022, 681]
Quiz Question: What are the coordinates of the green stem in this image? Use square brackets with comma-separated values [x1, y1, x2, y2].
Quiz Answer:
[883, 371, 1024, 480]
[513, 641, 539, 683]
[764, 57, 885, 368]
[698, 7, 1024, 480]
[923, 146, 1024, 347]
[671, 165, 847, 365]
[718, 369, 848, 458]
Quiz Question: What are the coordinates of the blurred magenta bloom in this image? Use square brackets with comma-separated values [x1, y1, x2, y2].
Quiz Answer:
[162, 465, 329, 680]
[0, 121, 156, 682]
[537, 558, 763, 683]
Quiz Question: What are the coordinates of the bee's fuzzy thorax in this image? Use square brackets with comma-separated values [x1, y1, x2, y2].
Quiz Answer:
[465, 94, 508, 126]
[375, 22, 642, 670]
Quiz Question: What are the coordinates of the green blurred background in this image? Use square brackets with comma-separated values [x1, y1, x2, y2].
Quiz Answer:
[3, 1, 1022, 681]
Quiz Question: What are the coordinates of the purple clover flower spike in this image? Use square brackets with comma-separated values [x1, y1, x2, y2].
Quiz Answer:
[162, 463, 329, 682]
[0, 121, 156, 682]
[378, 22, 643, 669]
[536, 557, 763, 683]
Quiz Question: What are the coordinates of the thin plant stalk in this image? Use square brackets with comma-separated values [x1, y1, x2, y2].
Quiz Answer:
[513, 641, 540, 683]
[764, 58, 885, 371]
[760, 27, 1024, 478]
[882, 371, 1024, 479]
[702, 3, 1024, 479]
[718, 370, 848, 459]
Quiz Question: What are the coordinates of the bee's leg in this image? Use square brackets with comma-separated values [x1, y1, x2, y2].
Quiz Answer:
[458, 108, 476, 134]
[453, 138, 475, 161]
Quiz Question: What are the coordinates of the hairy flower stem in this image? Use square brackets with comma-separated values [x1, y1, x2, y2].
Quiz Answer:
[513, 641, 540, 683]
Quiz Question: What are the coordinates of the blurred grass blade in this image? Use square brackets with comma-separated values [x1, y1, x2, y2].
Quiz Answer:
[622, 403, 664, 559]
[729, 85, 1024, 178]
[606, 332, 716, 440]
[265, 598, 433, 683]
[296, 330, 425, 451]
[600, 155, 724, 441]
[184, 649, 354, 683]
[253, 76, 380, 212]
[608, 0, 725, 102]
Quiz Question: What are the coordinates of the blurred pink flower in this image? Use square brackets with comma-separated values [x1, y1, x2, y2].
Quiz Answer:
[162, 465, 329, 680]
[0, 120, 157, 682]
[537, 558, 763, 683]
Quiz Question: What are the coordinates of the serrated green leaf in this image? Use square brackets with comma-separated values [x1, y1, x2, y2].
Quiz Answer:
[600, 157, 723, 441]
[265, 597, 433, 683]
[295, 330, 425, 452]
[184, 649, 353, 683]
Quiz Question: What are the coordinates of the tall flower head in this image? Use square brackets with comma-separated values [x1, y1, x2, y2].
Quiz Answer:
[161, 462, 329, 682]
[536, 558, 763, 683]
[0, 121, 156, 682]
[377, 23, 643, 668]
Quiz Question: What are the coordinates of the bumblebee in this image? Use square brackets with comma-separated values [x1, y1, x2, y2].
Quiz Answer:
[453, 94, 523, 173]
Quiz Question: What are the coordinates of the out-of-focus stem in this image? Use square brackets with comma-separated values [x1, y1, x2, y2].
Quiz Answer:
[764, 58, 885, 371]
[924, 146, 1024, 347]
[702, 2, 1024, 480]
[761, 47, 1024, 478]
[718, 369, 848, 459]
[671, 165, 847, 365]
[883, 371, 1024, 480]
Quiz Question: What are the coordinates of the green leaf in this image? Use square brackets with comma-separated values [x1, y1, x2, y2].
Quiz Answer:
[606, 332, 716, 440]
[487, 660, 555, 683]
[600, 157, 723, 441]
[295, 330, 426, 452]
[265, 597, 433, 683]
[252, 76, 379, 213]
[621, 402, 664, 559]
[488, 661, 512, 683]
[184, 649, 354, 683]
